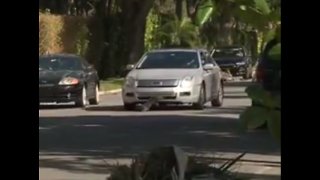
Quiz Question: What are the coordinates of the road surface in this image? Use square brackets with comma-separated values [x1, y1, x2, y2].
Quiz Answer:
[39, 80, 280, 180]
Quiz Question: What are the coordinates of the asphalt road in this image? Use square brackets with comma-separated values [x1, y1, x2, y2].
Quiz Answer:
[39, 80, 281, 180]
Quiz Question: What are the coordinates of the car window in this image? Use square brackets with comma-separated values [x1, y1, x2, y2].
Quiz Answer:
[80, 58, 90, 69]
[200, 51, 212, 65]
[212, 48, 244, 58]
[39, 57, 83, 71]
[137, 51, 200, 69]
[207, 56, 218, 66]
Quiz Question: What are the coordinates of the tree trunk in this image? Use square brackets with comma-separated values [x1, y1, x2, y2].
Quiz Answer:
[186, 0, 201, 20]
[175, 0, 183, 20]
[120, 0, 155, 64]
[216, 1, 235, 46]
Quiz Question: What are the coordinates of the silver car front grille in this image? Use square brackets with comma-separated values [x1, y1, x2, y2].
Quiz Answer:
[137, 79, 179, 88]
[137, 91, 177, 100]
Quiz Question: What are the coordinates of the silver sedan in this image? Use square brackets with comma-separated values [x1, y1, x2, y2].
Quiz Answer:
[122, 49, 224, 110]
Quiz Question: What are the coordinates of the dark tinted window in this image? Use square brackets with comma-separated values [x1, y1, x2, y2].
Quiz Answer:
[212, 48, 244, 58]
[39, 56, 83, 71]
[137, 51, 199, 69]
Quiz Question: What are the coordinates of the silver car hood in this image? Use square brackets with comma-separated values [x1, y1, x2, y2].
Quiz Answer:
[128, 69, 200, 80]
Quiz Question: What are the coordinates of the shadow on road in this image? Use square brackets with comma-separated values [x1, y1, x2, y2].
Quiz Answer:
[224, 95, 249, 99]
[85, 105, 125, 111]
[39, 104, 80, 110]
[39, 114, 280, 174]
[225, 81, 253, 87]
[193, 106, 246, 115]
[39, 157, 113, 174]
[234, 173, 280, 180]
[85, 105, 199, 112]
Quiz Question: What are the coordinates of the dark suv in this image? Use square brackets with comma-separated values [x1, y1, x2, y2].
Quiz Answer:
[211, 46, 253, 79]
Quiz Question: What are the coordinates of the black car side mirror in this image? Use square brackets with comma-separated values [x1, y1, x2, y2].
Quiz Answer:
[126, 64, 135, 71]
[87, 65, 94, 70]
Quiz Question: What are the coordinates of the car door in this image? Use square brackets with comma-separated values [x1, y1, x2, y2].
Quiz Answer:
[200, 51, 215, 101]
[81, 58, 97, 98]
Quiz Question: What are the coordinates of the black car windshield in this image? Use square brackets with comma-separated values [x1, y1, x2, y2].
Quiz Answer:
[212, 48, 244, 58]
[39, 57, 83, 71]
[137, 51, 199, 69]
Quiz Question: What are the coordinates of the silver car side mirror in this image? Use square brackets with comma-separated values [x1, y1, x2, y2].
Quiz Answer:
[203, 63, 215, 70]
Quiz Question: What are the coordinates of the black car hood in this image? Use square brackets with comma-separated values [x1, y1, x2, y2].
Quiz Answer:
[214, 57, 246, 65]
[39, 70, 83, 84]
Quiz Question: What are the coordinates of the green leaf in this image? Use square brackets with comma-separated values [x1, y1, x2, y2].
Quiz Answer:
[246, 85, 279, 108]
[234, 7, 269, 31]
[268, 43, 281, 61]
[195, 0, 216, 26]
[254, 0, 271, 15]
[245, 85, 265, 102]
[235, 0, 271, 14]
[267, 110, 281, 142]
[240, 106, 270, 129]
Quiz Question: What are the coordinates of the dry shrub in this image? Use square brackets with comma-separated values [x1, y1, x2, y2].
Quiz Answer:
[39, 12, 89, 57]
[61, 16, 89, 57]
[39, 12, 63, 54]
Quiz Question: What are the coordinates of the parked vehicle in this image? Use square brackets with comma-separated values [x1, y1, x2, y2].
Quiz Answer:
[122, 48, 224, 110]
[39, 54, 100, 107]
[211, 46, 253, 79]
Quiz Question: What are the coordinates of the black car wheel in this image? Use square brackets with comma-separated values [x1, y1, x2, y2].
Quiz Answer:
[89, 84, 100, 105]
[242, 70, 250, 79]
[124, 103, 136, 111]
[211, 83, 224, 107]
[193, 84, 206, 110]
[75, 86, 88, 107]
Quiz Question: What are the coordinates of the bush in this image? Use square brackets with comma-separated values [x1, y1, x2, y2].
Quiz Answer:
[61, 16, 89, 57]
[39, 12, 63, 54]
[39, 12, 89, 57]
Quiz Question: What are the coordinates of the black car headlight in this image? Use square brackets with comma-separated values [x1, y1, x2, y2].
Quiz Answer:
[59, 77, 79, 85]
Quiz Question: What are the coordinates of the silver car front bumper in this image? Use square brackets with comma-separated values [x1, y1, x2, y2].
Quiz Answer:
[122, 85, 201, 104]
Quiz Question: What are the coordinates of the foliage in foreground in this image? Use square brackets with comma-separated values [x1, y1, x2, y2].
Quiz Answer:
[108, 146, 246, 180]
[240, 36, 281, 142]
[240, 85, 281, 142]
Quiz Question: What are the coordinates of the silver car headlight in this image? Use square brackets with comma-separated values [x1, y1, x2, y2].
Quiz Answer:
[125, 76, 136, 87]
[180, 76, 194, 88]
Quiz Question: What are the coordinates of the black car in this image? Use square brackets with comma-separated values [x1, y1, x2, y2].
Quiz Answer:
[39, 54, 100, 107]
[211, 46, 253, 79]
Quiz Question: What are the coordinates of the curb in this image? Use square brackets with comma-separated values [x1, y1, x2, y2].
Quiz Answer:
[99, 89, 122, 95]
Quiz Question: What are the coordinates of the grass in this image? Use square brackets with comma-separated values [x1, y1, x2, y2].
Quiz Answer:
[100, 78, 124, 92]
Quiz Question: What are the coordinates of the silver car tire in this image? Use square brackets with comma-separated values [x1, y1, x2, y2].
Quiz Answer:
[211, 82, 224, 107]
[193, 85, 205, 110]
[124, 103, 136, 111]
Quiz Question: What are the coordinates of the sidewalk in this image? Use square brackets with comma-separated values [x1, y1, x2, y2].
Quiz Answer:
[98, 89, 122, 95]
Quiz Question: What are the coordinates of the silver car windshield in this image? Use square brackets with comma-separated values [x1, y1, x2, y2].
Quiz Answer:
[137, 51, 199, 69]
